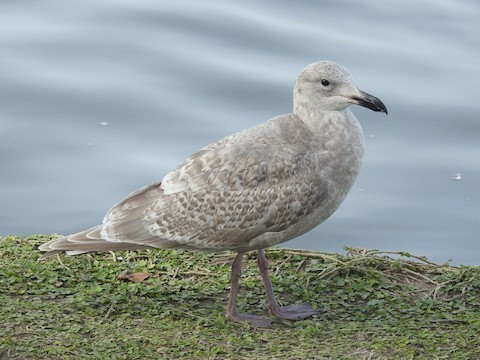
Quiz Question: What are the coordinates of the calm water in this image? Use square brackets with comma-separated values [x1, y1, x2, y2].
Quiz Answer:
[1, 0, 479, 264]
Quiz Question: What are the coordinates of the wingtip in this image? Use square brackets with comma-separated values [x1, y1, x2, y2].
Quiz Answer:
[38, 250, 62, 261]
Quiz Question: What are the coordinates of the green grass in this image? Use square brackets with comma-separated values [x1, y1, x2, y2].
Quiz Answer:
[1, 235, 479, 359]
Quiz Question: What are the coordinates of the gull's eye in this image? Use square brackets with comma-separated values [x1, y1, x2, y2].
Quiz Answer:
[321, 79, 330, 86]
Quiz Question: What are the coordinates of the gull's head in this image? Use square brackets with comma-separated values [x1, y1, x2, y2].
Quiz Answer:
[294, 60, 388, 115]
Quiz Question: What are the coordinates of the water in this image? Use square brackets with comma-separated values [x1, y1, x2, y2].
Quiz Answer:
[1, 0, 479, 264]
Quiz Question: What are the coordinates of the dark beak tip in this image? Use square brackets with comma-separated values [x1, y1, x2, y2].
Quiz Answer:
[352, 92, 388, 115]
[378, 105, 388, 115]
[378, 99, 388, 115]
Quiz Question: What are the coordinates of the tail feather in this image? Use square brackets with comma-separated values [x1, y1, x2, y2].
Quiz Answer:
[38, 225, 154, 260]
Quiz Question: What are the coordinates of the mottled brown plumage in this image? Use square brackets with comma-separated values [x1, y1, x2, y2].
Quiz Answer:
[39, 61, 387, 326]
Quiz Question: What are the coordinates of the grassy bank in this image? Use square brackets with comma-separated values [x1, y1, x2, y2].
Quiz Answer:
[1, 235, 479, 359]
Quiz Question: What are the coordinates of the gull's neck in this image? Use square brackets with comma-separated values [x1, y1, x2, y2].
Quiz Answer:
[293, 100, 365, 166]
[293, 101, 353, 134]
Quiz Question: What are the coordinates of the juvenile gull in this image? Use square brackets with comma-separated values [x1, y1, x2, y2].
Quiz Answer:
[39, 61, 387, 327]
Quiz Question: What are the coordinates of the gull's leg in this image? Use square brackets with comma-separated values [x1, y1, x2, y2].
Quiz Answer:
[225, 252, 273, 327]
[257, 249, 321, 320]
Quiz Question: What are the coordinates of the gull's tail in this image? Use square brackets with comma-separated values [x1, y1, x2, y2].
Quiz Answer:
[38, 225, 154, 260]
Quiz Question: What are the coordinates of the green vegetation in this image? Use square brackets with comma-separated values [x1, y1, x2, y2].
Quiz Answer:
[1, 235, 479, 359]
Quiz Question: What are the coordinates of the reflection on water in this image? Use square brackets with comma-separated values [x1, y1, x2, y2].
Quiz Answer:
[0, 0, 479, 264]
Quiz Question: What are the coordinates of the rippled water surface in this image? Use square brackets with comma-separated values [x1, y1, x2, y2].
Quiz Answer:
[1, 0, 479, 264]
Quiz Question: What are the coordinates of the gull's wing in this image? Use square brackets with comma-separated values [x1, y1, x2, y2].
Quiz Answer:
[100, 114, 328, 251]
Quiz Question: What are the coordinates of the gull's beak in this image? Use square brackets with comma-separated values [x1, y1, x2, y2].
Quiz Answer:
[350, 89, 388, 114]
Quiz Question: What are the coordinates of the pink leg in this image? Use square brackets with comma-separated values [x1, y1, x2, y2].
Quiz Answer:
[257, 249, 321, 320]
[225, 252, 273, 327]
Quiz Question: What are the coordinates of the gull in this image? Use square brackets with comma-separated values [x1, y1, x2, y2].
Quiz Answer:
[39, 61, 387, 327]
